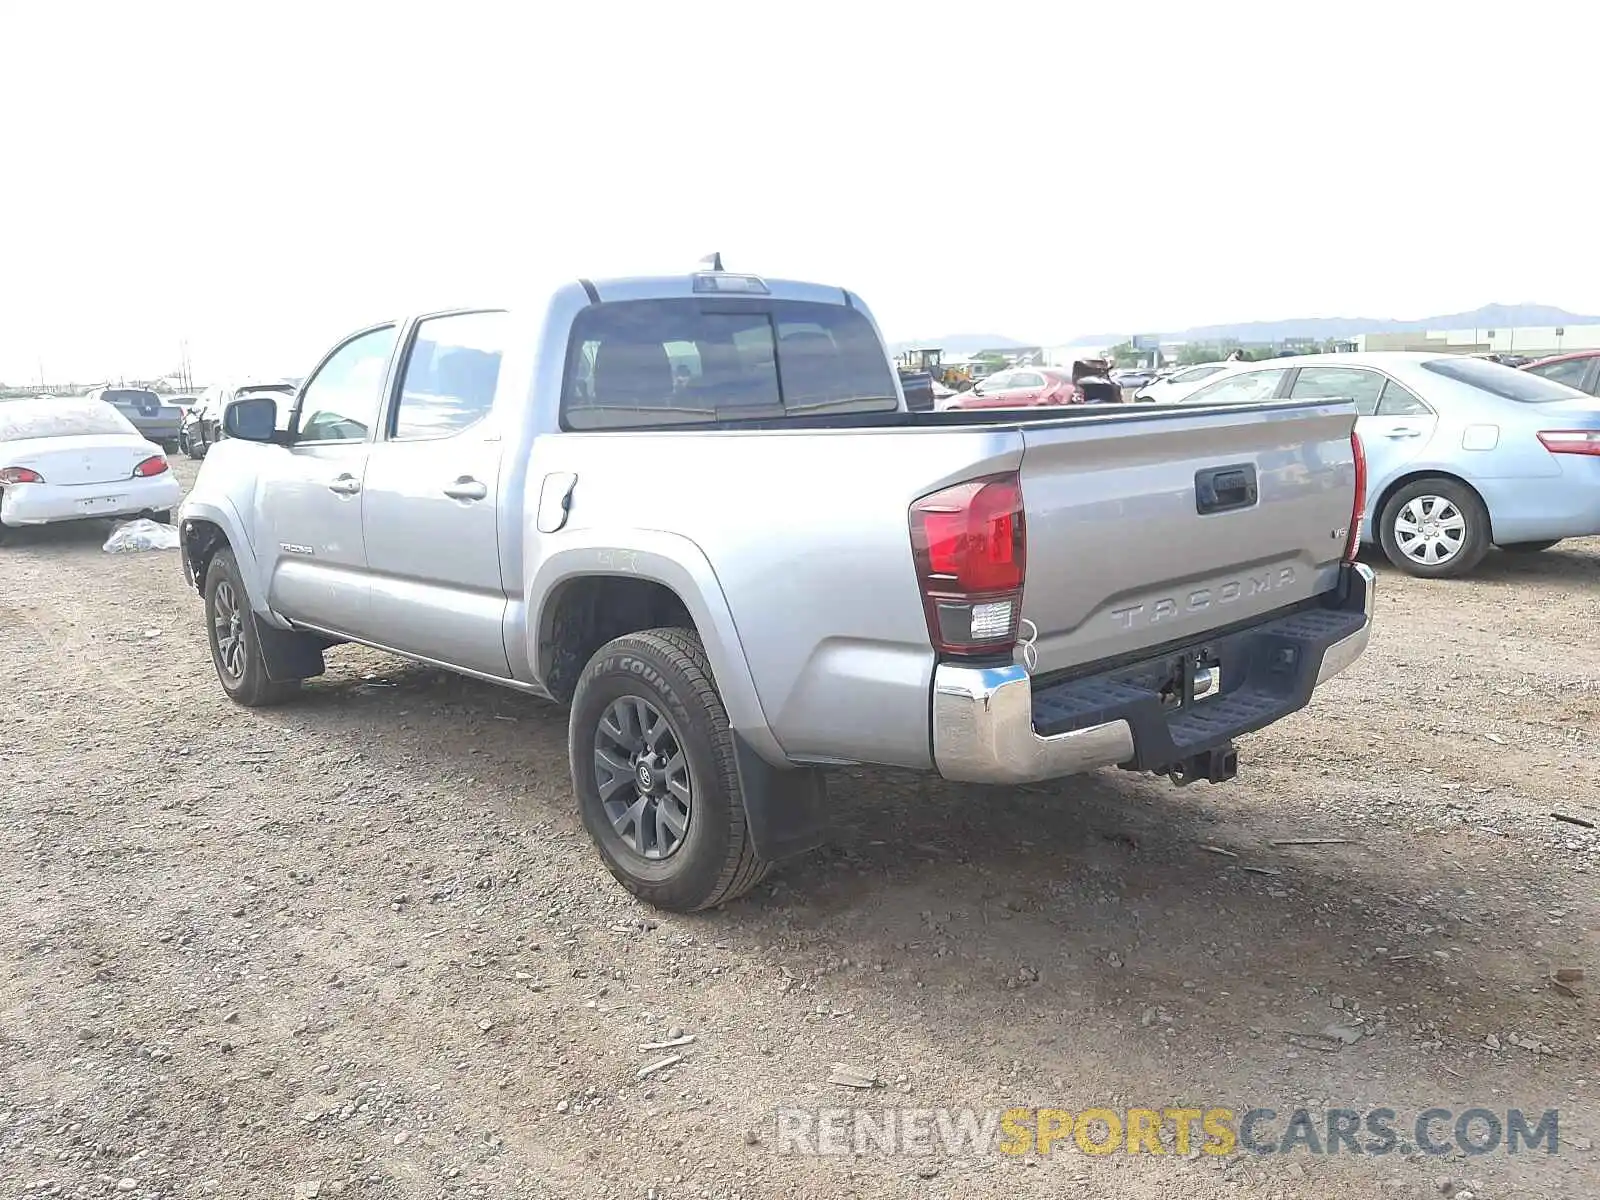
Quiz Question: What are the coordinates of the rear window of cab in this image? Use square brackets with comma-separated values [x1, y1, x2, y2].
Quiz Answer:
[561, 298, 898, 429]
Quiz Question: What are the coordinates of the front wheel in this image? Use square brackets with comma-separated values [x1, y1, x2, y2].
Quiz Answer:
[569, 628, 769, 912]
[1499, 539, 1560, 554]
[1378, 478, 1490, 578]
[204, 548, 301, 706]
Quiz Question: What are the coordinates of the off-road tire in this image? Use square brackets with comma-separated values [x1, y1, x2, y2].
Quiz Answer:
[569, 627, 769, 912]
[1378, 477, 1491, 579]
[204, 548, 301, 707]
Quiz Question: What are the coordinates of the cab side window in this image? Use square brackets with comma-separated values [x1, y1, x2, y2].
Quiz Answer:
[296, 326, 397, 443]
[391, 311, 507, 440]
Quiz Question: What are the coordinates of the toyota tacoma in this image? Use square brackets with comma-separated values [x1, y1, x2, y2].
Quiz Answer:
[178, 266, 1374, 911]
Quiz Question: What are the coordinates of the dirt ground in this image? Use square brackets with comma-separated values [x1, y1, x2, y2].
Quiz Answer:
[2, 456, 1596, 1200]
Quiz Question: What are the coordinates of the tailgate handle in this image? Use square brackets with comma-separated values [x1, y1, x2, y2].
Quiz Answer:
[1195, 464, 1258, 515]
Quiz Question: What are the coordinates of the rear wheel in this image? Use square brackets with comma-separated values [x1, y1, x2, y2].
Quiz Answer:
[569, 628, 769, 912]
[1499, 539, 1560, 553]
[204, 548, 300, 706]
[1378, 478, 1490, 579]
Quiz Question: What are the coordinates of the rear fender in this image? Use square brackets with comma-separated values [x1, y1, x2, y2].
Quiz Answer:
[526, 529, 786, 766]
[1362, 464, 1488, 543]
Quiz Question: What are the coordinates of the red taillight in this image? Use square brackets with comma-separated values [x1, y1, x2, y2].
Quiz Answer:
[1345, 429, 1366, 563]
[1537, 430, 1600, 457]
[0, 466, 44, 484]
[132, 456, 169, 478]
[909, 472, 1026, 655]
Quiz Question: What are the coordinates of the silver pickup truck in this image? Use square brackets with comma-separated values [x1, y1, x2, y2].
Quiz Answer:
[178, 267, 1374, 911]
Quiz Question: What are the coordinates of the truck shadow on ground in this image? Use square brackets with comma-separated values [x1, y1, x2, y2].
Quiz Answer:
[258, 654, 1582, 1102]
[733, 764, 1580, 1106]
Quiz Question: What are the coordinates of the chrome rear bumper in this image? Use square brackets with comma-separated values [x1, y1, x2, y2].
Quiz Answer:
[933, 562, 1375, 785]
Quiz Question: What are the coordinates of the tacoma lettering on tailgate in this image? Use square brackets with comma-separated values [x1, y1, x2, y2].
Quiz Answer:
[1110, 567, 1297, 631]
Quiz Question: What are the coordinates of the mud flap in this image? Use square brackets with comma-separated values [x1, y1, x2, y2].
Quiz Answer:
[731, 734, 828, 861]
[253, 614, 327, 681]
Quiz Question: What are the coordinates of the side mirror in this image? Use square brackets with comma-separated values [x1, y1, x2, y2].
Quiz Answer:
[223, 395, 281, 443]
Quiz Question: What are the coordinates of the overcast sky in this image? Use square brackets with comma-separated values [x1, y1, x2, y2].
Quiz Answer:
[4, 0, 1597, 384]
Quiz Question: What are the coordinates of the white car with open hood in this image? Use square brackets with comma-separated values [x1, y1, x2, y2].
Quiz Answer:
[0, 397, 181, 541]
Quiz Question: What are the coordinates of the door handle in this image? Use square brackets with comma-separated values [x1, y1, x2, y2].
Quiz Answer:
[1383, 427, 1422, 439]
[443, 477, 488, 501]
[327, 474, 361, 495]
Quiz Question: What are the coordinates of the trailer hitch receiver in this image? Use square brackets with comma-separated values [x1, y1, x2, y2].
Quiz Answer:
[1164, 744, 1238, 786]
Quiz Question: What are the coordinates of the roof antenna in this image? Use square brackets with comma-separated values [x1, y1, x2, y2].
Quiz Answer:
[699, 252, 724, 272]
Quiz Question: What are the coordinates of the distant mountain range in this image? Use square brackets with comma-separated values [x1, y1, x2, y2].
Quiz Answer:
[898, 305, 1600, 354]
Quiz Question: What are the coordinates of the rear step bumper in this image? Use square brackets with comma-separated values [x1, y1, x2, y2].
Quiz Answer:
[933, 562, 1375, 785]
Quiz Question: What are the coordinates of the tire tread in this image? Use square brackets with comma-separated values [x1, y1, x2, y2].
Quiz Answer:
[206, 548, 301, 707]
[575, 627, 770, 910]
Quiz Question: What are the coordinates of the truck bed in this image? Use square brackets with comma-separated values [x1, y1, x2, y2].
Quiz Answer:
[529, 396, 1359, 769]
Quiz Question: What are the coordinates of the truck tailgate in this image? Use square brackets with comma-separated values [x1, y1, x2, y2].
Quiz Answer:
[1019, 400, 1358, 676]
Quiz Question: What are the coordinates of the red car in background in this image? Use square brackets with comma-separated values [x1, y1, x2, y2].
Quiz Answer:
[1521, 349, 1600, 396]
[944, 364, 1120, 409]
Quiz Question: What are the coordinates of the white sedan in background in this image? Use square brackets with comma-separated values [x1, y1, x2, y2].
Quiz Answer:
[1133, 361, 1234, 402]
[0, 397, 180, 543]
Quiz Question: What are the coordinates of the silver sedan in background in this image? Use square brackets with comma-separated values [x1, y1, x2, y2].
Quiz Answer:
[1178, 352, 1600, 577]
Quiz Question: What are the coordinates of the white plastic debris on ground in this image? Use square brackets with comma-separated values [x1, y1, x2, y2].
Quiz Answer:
[103, 518, 180, 553]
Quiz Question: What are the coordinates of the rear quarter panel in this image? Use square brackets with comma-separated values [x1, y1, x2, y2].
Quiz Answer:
[518, 423, 1028, 770]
